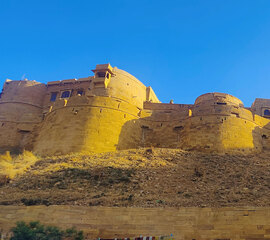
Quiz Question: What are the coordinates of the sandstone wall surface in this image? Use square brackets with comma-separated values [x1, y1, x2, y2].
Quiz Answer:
[0, 80, 46, 153]
[251, 98, 270, 117]
[131, 101, 270, 154]
[33, 96, 141, 155]
[1, 65, 270, 155]
[43, 78, 92, 109]
[1, 206, 270, 240]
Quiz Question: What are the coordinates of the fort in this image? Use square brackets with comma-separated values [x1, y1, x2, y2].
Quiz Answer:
[1, 63, 270, 156]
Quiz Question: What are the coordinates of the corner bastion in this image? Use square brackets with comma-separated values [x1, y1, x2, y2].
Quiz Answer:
[1, 64, 270, 155]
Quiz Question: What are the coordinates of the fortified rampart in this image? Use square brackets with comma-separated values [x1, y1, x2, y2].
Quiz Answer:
[1, 63, 270, 155]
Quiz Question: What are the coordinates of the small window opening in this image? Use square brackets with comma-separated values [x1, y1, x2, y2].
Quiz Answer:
[262, 134, 268, 139]
[97, 72, 106, 78]
[216, 102, 227, 105]
[264, 109, 270, 116]
[124, 114, 126, 118]
[61, 91, 71, 99]
[174, 126, 183, 130]
[141, 125, 149, 129]
[106, 73, 110, 79]
[77, 90, 83, 96]
[19, 130, 30, 133]
[50, 92, 58, 102]
[100, 108, 102, 113]
[160, 123, 163, 127]
[1, 123, 4, 127]
[200, 117, 202, 120]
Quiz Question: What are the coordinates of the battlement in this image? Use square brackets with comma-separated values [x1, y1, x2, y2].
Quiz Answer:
[1, 64, 270, 155]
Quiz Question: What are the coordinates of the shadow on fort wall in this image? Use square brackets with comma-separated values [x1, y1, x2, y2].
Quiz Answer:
[119, 112, 270, 154]
[253, 121, 270, 152]
[0, 82, 46, 154]
[117, 114, 185, 151]
[117, 118, 142, 150]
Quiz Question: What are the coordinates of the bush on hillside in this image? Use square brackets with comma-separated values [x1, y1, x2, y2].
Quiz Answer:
[10, 221, 84, 240]
[0, 150, 38, 179]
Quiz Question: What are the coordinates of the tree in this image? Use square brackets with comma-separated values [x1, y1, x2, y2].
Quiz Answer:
[10, 221, 84, 240]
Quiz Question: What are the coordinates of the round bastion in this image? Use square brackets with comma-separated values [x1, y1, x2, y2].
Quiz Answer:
[194, 92, 244, 107]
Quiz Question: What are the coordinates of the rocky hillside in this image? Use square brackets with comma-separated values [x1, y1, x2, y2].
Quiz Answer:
[0, 148, 270, 207]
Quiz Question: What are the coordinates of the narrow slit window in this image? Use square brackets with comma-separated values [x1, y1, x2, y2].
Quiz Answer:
[216, 102, 227, 105]
[50, 92, 58, 102]
[174, 126, 183, 130]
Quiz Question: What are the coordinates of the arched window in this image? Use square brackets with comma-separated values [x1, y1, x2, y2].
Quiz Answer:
[264, 109, 270, 116]
[61, 91, 70, 98]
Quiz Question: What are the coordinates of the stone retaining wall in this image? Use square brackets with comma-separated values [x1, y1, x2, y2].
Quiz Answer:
[1, 206, 270, 239]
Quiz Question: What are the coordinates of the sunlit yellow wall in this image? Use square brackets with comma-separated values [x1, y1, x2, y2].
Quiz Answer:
[33, 96, 141, 156]
[33, 65, 161, 156]
[220, 117, 259, 153]
[140, 94, 270, 154]
[105, 67, 160, 108]
[2, 68, 270, 156]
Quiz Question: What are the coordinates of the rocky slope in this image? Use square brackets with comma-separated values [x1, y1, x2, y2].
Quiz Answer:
[1, 148, 270, 207]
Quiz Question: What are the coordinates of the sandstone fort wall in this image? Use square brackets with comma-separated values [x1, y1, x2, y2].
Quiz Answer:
[1, 64, 270, 155]
[0, 80, 46, 152]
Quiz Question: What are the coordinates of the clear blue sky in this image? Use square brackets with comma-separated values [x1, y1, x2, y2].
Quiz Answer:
[0, 0, 270, 106]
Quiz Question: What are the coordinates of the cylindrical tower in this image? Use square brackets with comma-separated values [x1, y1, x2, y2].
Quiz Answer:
[0, 80, 46, 153]
[181, 92, 261, 154]
[33, 65, 158, 156]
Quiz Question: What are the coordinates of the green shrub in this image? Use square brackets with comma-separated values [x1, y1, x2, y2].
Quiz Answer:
[10, 221, 84, 240]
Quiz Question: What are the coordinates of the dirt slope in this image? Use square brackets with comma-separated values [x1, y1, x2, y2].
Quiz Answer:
[1, 148, 270, 207]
